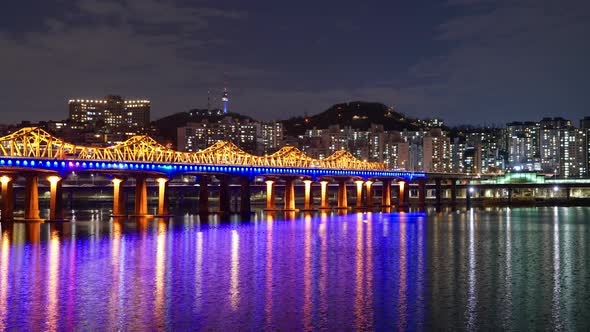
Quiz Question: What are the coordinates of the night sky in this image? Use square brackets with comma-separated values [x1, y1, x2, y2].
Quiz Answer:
[2, 0, 589, 125]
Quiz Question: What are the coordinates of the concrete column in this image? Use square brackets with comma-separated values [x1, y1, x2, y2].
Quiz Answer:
[435, 178, 442, 207]
[112, 177, 126, 216]
[0, 175, 15, 221]
[381, 179, 391, 207]
[466, 186, 472, 208]
[239, 177, 251, 213]
[134, 175, 148, 216]
[320, 180, 330, 209]
[24, 174, 40, 220]
[199, 176, 209, 214]
[47, 175, 64, 221]
[156, 178, 169, 216]
[303, 180, 313, 210]
[355, 180, 364, 209]
[365, 180, 373, 208]
[265, 180, 276, 211]
[398, 180, 406, 208]
[218, 176, 231, 213]
[418, 178, 426, 207]
[284, 178, 296, 211]
[508, 186, 513, 204]
[451, 179, 457, 206]
[404, 181, 410, 206]
[337, 179, 348, 209]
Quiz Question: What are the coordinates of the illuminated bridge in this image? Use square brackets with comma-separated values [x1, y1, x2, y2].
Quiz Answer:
[0, 127, 469, 221]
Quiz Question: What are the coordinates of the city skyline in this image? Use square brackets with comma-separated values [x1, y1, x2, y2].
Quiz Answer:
[2, 3, 590, 331]
[2, 1, 589, 125]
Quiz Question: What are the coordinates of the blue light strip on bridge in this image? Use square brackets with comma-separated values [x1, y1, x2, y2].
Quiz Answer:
[0, 157, 426, 181]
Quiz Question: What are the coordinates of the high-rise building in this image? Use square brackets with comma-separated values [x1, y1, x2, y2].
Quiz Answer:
[505, 121, 540, 171]
[465, 128, 503, 173]
[401, 130, 427, 172]
[559, 128, 587, 178]
[258, 122, 283, 155]
[389, 141, 409, 170]
[177, 116, 259, 154]
[299, 128, 326, 159]
[422, 128, 451, 173]
[68, 95, 150, 132]
[349, 130, 370, 161]
[375, 130, 408, 170]
[539, 128, 561, 174]
[450, 137, 466, 173]
[177, 123, 209, 152]
[324, 125, 349, 155]
[540, 117, 572, 129]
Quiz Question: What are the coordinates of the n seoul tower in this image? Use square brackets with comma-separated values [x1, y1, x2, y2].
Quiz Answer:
[221, 87, 229, 114]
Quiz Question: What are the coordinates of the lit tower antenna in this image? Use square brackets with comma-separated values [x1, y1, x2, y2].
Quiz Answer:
[207, 89, 211, 112]
[221, 86, 229, 114]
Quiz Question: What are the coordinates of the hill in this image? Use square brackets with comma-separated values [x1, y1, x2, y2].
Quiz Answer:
[281, 101, 423, 136]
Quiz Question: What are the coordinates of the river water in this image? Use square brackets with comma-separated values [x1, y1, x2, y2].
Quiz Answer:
[0, 207, 589, 330]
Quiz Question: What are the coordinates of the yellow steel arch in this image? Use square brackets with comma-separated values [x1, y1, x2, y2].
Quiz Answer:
[0, 127, 387, 170]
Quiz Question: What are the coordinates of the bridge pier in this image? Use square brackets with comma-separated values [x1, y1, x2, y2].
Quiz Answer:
[451, 179, 457, 208]
[418, 178, 426, 208]
[319, 180, 330, 209]
[397, 180, 407, 211]
[133, 175, 149, 216]
[381, 179, 391, 207]
[365, 180, 373, 209]
[283, 178, 296, 211]
[0, 175, 14, 221]
[265, 179, 276, 211]
[355, 180, 364, 210]
[47, 175, 64, 221]
[239, 176, 251, 214]
[336, 179, 348, 209]
[156, 177, 170, 217]
[24, 173, 42, 221]
[199, 176, 209, 214]
[112, 177, 126, 217]
[218, 175, 231, 214]
[435, 178, 442, 207]
[302, 179, 314, 211]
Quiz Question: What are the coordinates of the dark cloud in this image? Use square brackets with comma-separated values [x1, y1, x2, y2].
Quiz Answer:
[0, 1, 588, 125]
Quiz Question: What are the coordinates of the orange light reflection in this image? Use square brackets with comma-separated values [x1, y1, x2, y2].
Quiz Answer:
[0, 232, 10, 330]
[46, 231, 60, 331]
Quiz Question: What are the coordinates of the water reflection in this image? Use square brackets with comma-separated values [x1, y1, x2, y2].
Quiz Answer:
[398, 213, 407, 331]
[467, 208, 477, 330]
[552, 207, 562, 330]
[195, 231, 203, 312]
[303, 213, 312, 330]
[46, 231, 60, 330]
[230, 229, 240, 310]
[0, 207, 588, 330]
[264, 212, 273, 328]
[109, 219, 124, 330]
[0, 231, 9, 330]
[354, 213, 365, 330]
[154, 221, 166, 327]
